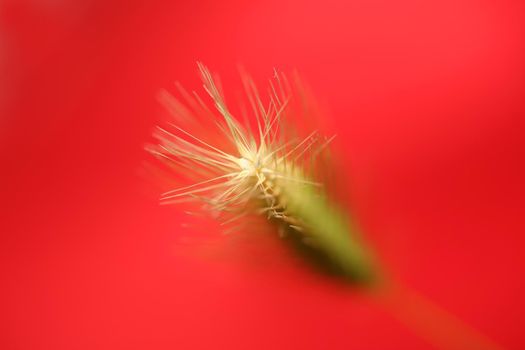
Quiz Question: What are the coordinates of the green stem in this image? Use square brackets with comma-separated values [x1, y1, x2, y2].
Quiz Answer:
[282, 182, 375, 282]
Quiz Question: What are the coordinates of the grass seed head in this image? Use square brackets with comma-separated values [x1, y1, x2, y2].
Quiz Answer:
[148, 63, 375, 282]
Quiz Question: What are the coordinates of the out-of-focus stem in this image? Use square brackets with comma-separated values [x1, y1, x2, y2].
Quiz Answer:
[372, 282, 504, 350]
[281, 179, 375, 281]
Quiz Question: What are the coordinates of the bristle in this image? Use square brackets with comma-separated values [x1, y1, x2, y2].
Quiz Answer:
[150, 64, 322, 229]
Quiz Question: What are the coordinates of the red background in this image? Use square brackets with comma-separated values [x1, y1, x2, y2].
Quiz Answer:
[1, 0, 524, 349]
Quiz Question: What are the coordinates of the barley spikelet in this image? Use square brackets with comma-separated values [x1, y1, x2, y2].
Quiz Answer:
[148, 63, 374, 281]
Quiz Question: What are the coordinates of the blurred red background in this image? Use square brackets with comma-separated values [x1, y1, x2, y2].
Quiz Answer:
[1, 0, 524, 349]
